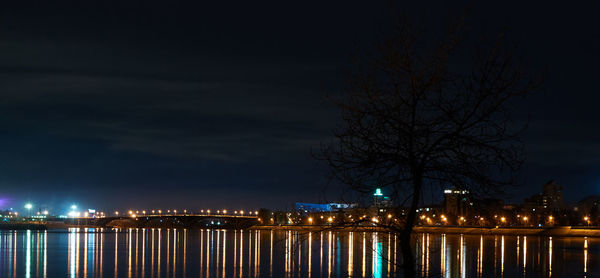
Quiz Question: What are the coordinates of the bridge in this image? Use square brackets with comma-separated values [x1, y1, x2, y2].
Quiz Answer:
[62, 214, 259, 229]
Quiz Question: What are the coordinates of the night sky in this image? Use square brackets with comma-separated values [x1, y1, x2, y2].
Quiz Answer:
[1, 1, 599, 212]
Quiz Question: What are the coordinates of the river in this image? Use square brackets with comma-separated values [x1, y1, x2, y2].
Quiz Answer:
[0, 228, 595, 277]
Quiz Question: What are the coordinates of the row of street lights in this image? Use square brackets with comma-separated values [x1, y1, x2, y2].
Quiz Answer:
[121, 209, 260, 218]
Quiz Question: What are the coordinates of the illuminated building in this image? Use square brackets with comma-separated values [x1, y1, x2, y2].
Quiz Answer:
[373, 188, 392, 208]
[443, 188, 472, 216]
[295, 202, 357, 215]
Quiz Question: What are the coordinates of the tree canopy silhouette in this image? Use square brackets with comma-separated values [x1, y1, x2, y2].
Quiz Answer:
[321, 17, 541, 278]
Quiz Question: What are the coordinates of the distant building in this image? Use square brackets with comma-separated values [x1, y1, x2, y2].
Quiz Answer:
[542, 180, 564, 210]
[524, 180, 565, 212]
[574, 196, 600, 216]
[443, 188, 472, 216]
[373, 188, 393, 208]
[295, 202, 357, 215]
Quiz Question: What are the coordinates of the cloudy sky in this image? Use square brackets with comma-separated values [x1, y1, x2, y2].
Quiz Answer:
[0, 1, 598, 212]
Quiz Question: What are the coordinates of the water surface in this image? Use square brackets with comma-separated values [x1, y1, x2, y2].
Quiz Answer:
[0, 229, 596, 277]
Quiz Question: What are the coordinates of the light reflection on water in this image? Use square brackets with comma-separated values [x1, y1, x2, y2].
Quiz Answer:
[0, 229, 598, 277]
[417, 233, 599, 278]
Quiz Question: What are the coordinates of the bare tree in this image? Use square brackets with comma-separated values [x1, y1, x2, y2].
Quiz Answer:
[321, 17, 541, 278]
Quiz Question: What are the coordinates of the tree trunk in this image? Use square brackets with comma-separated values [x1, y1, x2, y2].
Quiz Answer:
[400, 173, 422, 278]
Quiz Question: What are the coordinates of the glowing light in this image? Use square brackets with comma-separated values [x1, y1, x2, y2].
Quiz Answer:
[43, 210, 49, 215]
[387, 214, 392, 219]
[373, 188, 383, 196]
[71, 205, 77, 210]
[25, 203, 33, 209]
[308, 217, 313, 223]
[327, 217, 333, 223]
[500, 217, 506, 222]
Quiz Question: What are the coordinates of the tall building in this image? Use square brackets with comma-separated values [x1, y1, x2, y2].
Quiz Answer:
[524, 180, 565, 212]
[542, 180, 564, 210]
[443, 188, 471, 216]
[373, 188, 392, 208]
